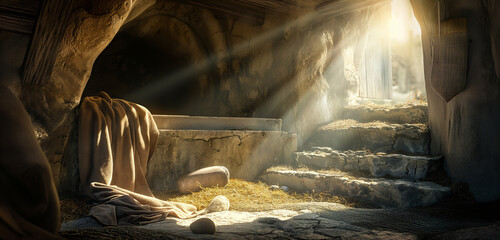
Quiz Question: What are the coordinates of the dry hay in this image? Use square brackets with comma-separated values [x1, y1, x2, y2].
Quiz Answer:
[154, 179, 353, 212]
[268, 165, 374, 179]
[405, 90, 428, 105]
[321, 119, 390, 130]
[60, 179, 356, 222]
[60, 197, 90, 222]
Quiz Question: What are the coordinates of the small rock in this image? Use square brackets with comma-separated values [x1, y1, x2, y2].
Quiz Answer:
[190, 218, 216, 234]
[206, 195, 230, 213]
[269, 185, 280, 191]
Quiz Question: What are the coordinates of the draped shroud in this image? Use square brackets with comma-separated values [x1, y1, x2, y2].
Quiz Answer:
[79, 92, 198, 225]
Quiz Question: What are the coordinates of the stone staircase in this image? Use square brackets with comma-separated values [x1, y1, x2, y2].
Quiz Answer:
[260, 104, 451, 208]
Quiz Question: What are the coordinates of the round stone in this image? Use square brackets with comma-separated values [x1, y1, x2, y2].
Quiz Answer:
[178, 166, 230, 194]
[206, 195, 230, 213]
[190, 218, 216, 234]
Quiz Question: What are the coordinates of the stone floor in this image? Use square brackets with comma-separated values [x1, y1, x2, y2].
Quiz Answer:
[59, 104, 500, 239]
[60, 201, 500, 239]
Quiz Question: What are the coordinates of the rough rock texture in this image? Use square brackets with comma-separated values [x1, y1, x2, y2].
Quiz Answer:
[288, 103, 449, 209]
[147, 130, 297, 192]
[410, 0, 500, 201]
[260, 168, 451, 208]
[0, 30, 29, 98]
[431, 223, 500, 240]
[343, 103, 428, 124]
[140, 209, 416, 239]
[295, 147, 441, 180]
[309, 119, 429, 155]
[61, 205, 419, 239]
[83, 1, 371, 146]
[205, 196, 230, 213]
[19, 0, 156, 189]
[1, 0, 377, 188]
[61, 200, 500, 239]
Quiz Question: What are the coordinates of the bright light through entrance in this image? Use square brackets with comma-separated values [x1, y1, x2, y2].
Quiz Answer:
[390, 0, 421, 43]
[348, 0, 426, 105]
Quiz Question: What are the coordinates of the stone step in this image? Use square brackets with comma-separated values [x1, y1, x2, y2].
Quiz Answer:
[259, 167, 450, 209]
[343, 103, 428, 124]
[294, 148, 441, 180]
[153, 115, 282, 131]
[147, 130, 297, 192]
[308, 119, 429, 155]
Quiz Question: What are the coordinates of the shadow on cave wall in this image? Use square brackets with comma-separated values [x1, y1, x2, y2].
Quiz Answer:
[83, 15, 212, 115]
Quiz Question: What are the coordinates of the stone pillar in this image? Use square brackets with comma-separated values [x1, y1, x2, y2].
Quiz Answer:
[411, 0, 500, 201]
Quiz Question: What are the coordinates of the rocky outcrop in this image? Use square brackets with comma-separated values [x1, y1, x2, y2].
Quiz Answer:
[83, 1, 373, 147]
[20, 0, 156, 189]
[2, 0, 369, 187]
[410, 0, 500, 201]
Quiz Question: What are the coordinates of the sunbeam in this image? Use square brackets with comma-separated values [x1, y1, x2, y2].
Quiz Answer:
[111, 0, 421, 147]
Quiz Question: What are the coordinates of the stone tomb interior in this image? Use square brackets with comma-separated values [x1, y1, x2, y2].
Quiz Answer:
[1, 0, 500, 239]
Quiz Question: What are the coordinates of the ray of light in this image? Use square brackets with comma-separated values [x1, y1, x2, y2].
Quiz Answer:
[126, 0, 391, 104]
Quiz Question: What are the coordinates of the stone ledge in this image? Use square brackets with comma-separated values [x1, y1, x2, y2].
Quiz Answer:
[295, 148, 441, 180]
[147, 130, 297, 192]
[309, 119, 429, 155]
[259, 168, 450, 208]
[153, 115, 282, 131]
[343, 104, 428, 124]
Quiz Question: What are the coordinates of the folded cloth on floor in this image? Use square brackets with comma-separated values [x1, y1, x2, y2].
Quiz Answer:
[89, 182, 199, 225]
[0, 83, 61, 239]
[79, 92, 199, 225]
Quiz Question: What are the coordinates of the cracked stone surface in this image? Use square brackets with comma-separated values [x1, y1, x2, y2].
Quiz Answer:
[259, 168, 450, 208]
[343, 104, 428, 124]
[60, 203, 418, 239]
[146, 130, 297, 192]
[294, 147, 441, 180]
[61, 201, 500, 239]
[308, 119, 429, 155]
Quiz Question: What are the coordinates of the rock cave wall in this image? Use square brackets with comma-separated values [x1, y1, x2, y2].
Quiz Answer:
[5, 0, 500, 203]
[0, 31, 29, 98]
[83, 1, 362, 148]
[3, 0, 156, 189]
[411, 0, 500, 201]
[0, 0, 365, 190]
[83, 13, 212, 115]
